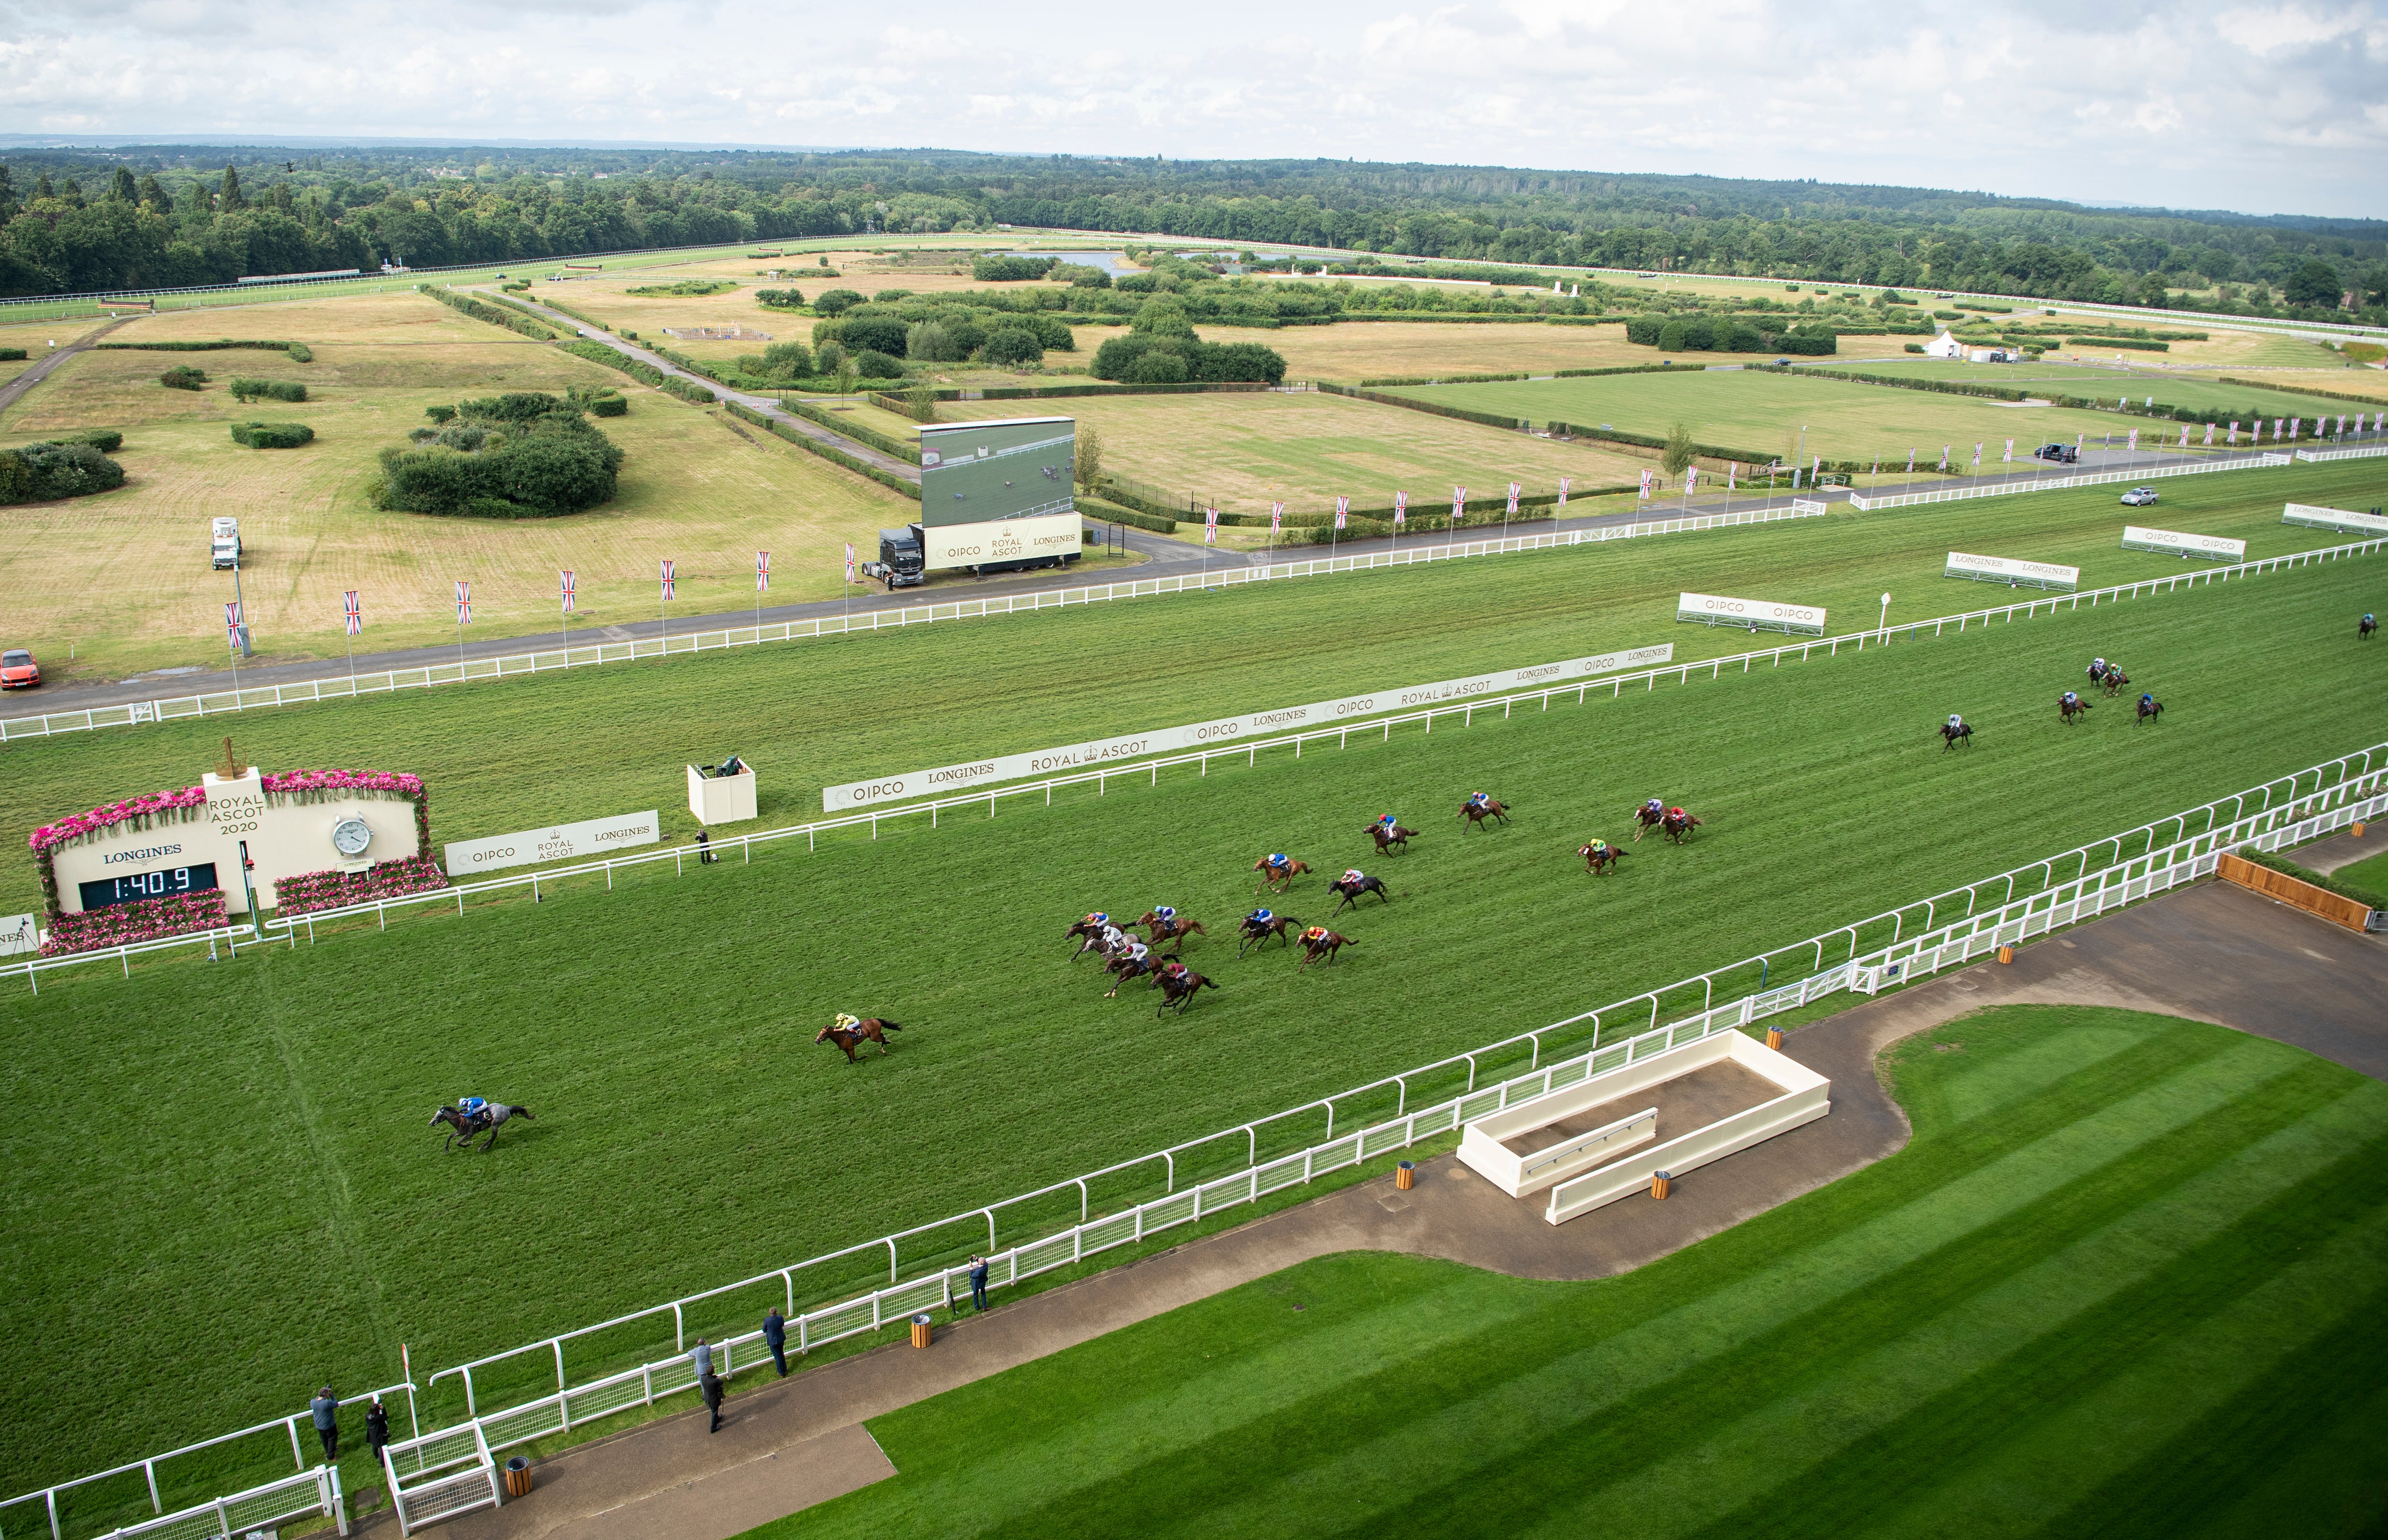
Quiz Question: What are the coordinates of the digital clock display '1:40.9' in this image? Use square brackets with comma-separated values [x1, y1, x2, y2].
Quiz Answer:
[77, 863, 219, 910]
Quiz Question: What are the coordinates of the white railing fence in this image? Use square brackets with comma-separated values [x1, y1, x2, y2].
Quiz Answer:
[237, 527, 2388, 948]
[360, 740, 2388, 1495]
[0, 501, 1843, 745]
[1844, 451, 2289, 511]
[2294, 444, 2388, 465]
[19, 738, 2384, 1536]
[0, 925, 255, 995]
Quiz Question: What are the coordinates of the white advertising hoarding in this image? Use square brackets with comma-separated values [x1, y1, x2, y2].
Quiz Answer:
[0, 912, 37, 957]
[1673, 592, 1827, 636]
[823, 644, 1677, 811]
[1943, 551, 2081, 590]
[2282, 502, 2388, 534]
[2121, 525, 2245, 561]
[443, 810, 660, 877]
[922, 512, 1083, 571]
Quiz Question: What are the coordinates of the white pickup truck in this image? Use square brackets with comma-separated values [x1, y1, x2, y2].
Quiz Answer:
[210, 517, 241, 569]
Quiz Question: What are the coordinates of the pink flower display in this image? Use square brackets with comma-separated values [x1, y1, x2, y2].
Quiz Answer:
[273, 856, 452, 917]
[29, 786, 207, 854]
[41, 891, 230, 956]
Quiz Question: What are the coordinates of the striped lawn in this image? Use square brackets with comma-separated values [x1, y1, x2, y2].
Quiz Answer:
[759, 1007, 2388, 1538]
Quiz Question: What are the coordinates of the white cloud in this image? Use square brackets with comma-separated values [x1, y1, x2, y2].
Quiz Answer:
[0, 0, 2380, 213]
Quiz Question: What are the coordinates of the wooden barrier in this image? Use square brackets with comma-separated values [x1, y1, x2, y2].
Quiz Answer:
[2216, 853, 2380, 933]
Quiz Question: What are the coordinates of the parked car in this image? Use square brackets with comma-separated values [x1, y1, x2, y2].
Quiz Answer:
[2120, 487, 2160, 506]
[0, 648, 40, 689]
[2033, 444, 2078, 463]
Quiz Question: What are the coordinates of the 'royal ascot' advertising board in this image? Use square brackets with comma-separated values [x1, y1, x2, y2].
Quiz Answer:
[1942, 551, 2082, 591]
[39, 767, 427, 915]
[1673, 592, 1828, 637]
[443, 811, 660, 877]
[2120, 526, 2245, 561]
[823, 644, 1677, 811]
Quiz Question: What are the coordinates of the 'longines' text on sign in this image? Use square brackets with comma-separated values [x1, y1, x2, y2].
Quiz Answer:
[443, 811, 661, 877]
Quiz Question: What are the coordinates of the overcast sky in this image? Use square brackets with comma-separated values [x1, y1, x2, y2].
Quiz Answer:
[2, 0, 2382, 217]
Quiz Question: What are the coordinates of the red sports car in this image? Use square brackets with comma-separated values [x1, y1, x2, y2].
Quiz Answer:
[1, 649, 40, 689]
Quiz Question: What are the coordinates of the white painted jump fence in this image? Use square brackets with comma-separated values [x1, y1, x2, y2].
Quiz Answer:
[1843, 450, 2290, 511]
[16, 737, 2383, 1539]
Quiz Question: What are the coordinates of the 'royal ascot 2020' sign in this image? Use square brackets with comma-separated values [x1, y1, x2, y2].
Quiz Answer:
[823, 644, 1676, 812]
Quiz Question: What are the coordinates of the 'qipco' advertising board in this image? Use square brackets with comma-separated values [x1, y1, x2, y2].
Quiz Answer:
[824, 644, 1677, 811]
[43, 770, 426, 916]
[1673, 592, 1827, 637]
[1942, 551, 2081, 591]
[917, 417, 1078, 574]
[2120, 525, 2245, 561]
[443, 810, 660, 877]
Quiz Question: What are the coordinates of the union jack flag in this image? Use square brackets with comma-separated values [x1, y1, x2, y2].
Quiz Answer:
[343, 591, 361, 637]
[1557, 476, 1570, 509]
[844, 542, 855, 583]
[1204, 508, 1218, 545]
[758, 551, 771, 592]
[1334, 495, 1348, 530]
[561, 569, 575, 614]
[224, 601, 243, 644]
[2290, 417, 2301, 439]
[2127, 429, 2138, 452]
[1393, 491, 1407, 526]
[1270, 502, 1283, 531]
[1638, 469, 1652, 499]
[660, 560, 676, 600]
[1505, 483, 1520, 516]
[455, 582, 470, 624]
[1451, 486, 1467, 522]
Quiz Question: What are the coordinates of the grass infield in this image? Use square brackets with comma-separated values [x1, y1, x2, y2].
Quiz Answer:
[0, 532, 2381, 1509]
[748, 1006, 2388, 1539]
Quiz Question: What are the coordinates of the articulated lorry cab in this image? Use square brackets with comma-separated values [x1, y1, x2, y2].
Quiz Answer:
[210, 517, 241, 569]
[869, 526, 928, 588]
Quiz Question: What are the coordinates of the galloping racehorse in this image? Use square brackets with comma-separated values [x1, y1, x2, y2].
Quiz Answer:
[1940, 717, 1975, 750]
[1662, 807, 1703, 845]
[431, 1102, 533, 1152]
[1065, 914, 1118, 957]
[1252, 855, 1311, 893]
[1238, 911, 1300, 957]
[2360, 613, 2377, 640]
[1457, 795, 1511, 830]
[1296, 926, 1351, 971]
[1366, 821, 1419, 855]
[2099, 667, 2130, 699]
[1138, 911, 1207, 953]
[2058, 691, 2092, 725]
[1632, 799, 1667, 842]
[1328, 870, 1391, 913]
[1071, 921, 1130, 962]
[1154, 965, 1215, 1016]
[815, 1017, 902, 1062]
[1580, 839, 1625, 876]
[1103, 949, 1162, 998]
[2136, 694, 2166, 726]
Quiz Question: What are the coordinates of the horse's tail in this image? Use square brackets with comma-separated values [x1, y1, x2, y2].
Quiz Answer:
[880, 1020, 903, 1033]
[515, 1107, 534, 1120]
[1188, 921, 1207, 935]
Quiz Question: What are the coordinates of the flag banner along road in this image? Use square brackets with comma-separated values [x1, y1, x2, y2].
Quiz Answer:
[823, 644, 1678, 812]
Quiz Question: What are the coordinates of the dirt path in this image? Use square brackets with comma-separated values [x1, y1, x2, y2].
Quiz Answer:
[0, 315, 139, 420]
[386, 873, 2379, 1540]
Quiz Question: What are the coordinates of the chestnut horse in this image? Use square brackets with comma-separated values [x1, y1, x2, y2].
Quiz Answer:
[815, 1018, 902, 1062]
[1252, 857, 1312, 894]
[1103, 950, 1160, 998]
[1366, 822, 1419, 855]
[2099, 667, 2130, 699]
[2058, 693, 2092, 725]
[1137, 912, 1207, 953]
[1296, 926, 1352, 972]
[1457, 797, 1511, 830]
[1662, 809, 1703, 845]
[1580, 840, 1625, 876]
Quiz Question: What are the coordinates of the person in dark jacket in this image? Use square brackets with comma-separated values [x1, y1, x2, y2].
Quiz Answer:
[763, 1308, 788, 1376]
[701, 1369, 726, 1433]
[968, 1255, 990, 1313]
[365, 1397, 391, 1472]
[310, 1387, 339, 1460]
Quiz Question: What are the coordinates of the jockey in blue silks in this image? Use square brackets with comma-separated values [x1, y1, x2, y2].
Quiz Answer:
[1246, 907, 1274, 927]
[1153, 905, 1177, 925]
[2062, 690, 2079, 707]
[1377, 814, 1398, 830]
[2140, 693, 2154, 707]
[1264, 854, 1289, 870]
[1468, 791, 1491, 811]
[458, 1095, 489, 1121]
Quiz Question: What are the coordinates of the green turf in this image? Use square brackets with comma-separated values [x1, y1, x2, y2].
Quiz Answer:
[2328, 845, 2388, 898]
[740, 1006, 2388, 1539]
[1385, 369, 2346, 465]
[4, 458, 2383, 921]
[1803, 358, 2374, 421]
[2, 539, 2383, 1514]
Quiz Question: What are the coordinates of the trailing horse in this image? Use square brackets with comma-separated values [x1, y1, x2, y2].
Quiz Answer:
[1137, 911, 1207, 953]
[1328, 874, 1391, 914]
[2099, 668, 2130, 699]
[1103, 950, 1161, 997]
[1238, 913, 1300, 957]
[1251, 856, 1311, 894]
[2059, 693, 2092, 725]
[1154, 966, 1215, 1016]
[2136, 695, 2166, 726]
[431, 1103, 532, 1153]
[2362, 614, 2378, 640]
[1296, 926, 1351, 972]
[1662, 808, 1703, 845]
[816, 1018, 902, 1062]
[1366, 822, 1419, 855]
[1580, 841, 1625, 876]
[1940, 721, 1975, 750]
[1457, 797, 1511, 830]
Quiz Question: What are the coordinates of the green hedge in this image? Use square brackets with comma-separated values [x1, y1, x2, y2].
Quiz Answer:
[1325, 382, 1773, 464]
[2235, 848, 2386, 910]
[0, 440, 126, 503]
[1359, 371, 1530, 387]
[541, 297, 607, 332]
[560, 340, 667, 387]
[418, 285, 556, 341]
[726, 401, 920, 498]
[286, 343, 312, 363]
[588, 393, 627, 418]
[661, 375, 715, 405]
[230, 420, 315, 449]
[778, 397, 922, 464]
[230, 378, 307, 403]
[1077, 495, 1175, 533]
[2216, 376, 2383, 406]
[0, 347, 24, 361]
[98, 339, 297, 353]
[40, 427, 122, 452]
[2068, 336, 2170, 352]
[159, 365, 206, 390]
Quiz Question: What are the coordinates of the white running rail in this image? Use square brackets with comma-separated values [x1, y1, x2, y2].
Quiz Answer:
[1845, 452, 2289, 511]
[2294, 444, 2388, 464]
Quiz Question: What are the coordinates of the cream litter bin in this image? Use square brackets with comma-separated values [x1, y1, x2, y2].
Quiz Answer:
[687, 760, 757, 825]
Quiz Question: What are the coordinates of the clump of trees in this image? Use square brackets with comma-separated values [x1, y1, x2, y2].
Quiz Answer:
[160, 364, 207, 390]
[971, 254, 1058, 282]
[377, 392, 623, 518]
[0, 438, 126, 503]
[755, 288, 806, 308]
[1088, 301, 1287, 384]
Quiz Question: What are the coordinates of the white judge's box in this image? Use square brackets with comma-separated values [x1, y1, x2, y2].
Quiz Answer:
[687, 760, 758, 825]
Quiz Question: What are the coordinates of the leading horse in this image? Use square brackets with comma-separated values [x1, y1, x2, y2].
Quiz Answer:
[431, 1102, 533, 1153]
[816, 1018, 902, 1062]
[1580, 840, 1625, 876]
[1137, 912, 1207, 953]
[1457, 797, 1511, 830]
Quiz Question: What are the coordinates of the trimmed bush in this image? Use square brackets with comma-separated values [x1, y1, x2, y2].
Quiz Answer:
[0, 440, 126, 503]
[2068, 336, 2170, 352]
[625, 279, 736, 297]
[560, 339, 668, 389]
[230, 421, 315, 449]
[588, 393, 628, 417]
[417, 285, 555, 341]
[853, 349, 903, 378]
[230, 378, 307, 403]
[160, 365, 207, 390]
[971, 255, 1059, 282]
[0, 347, 26, 361]
[755, 288, 808, 309]
[286, 343, 313, 363]
[811, 289, 865, 317]
[661, 376, 716, 405]
[46, 427, 123, 452]
[980, 328, 1046, 367]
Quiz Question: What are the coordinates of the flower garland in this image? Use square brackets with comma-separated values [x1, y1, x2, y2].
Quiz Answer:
[27, 768, 436, 921]
[273, 856, 451, 917]
[41, 891, 229, 957]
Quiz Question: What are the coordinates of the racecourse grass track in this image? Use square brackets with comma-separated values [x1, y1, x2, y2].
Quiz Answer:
[3, 458, 2383, 916]
[749, 1007, 2388, 1540]
[0, 508, 2382, 1510]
